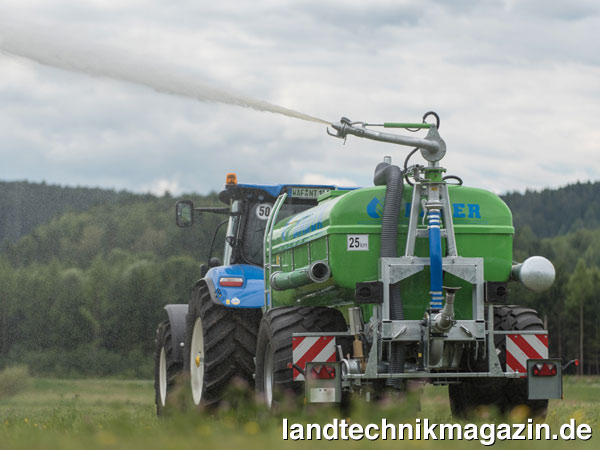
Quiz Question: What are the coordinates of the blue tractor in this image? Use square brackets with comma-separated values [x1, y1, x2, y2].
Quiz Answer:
[154, 174, 341, 413]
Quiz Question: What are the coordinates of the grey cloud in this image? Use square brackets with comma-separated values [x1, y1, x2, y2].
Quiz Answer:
[0, 0, 599, 197]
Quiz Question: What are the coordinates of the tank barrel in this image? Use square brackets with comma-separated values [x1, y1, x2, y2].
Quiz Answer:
[270, 261, 331, 291]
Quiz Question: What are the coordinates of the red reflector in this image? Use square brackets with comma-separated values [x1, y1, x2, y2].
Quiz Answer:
[309, 364, 336, 380]
[532, 362, 556, 377]
[219, 277, 244, 287]
[575, 359, 580, 366]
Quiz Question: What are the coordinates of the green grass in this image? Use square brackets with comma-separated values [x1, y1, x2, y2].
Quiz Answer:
[0, 377, 598, 449]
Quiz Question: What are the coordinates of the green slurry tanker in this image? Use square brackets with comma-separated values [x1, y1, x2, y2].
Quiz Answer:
[155, 112, 563, 417]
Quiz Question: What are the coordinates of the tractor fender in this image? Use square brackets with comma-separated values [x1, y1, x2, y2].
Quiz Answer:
[163, 304, 188, 365]
[200, 265, 265, 309]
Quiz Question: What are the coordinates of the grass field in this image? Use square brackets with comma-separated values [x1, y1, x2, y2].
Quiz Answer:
[0, 375, 598, 449]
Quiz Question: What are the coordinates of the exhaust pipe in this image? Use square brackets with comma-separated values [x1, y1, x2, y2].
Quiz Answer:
[270, 261, 331, 291]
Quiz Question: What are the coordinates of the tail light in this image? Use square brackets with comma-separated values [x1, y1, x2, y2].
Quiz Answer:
[532, 362, 557, 377]
[309, 364, 336, 380]
[219, 277, 244, 287]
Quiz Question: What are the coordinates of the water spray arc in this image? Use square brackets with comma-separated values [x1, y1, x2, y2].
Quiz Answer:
[0, 23, 330, 125]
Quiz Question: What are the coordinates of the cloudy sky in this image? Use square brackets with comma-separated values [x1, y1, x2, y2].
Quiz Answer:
[0, 0, 598, 196]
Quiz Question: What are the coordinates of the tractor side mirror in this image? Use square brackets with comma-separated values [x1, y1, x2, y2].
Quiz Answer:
[176, 200, 194, 228]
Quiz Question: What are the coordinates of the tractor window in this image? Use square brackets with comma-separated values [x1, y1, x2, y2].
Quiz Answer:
[241, 201, 313, 266]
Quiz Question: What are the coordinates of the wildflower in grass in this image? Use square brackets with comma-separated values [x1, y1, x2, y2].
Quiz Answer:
[24, 418, 29, 424]
[509, 405, 531, 423]
[96, 432, 117, 446]
[197, 424, 212, 437]
[572, 409, 584, 423]
[244, 421, 259, 435]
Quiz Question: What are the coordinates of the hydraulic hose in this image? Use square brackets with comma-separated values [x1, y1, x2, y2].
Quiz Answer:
[428, 209, 444, 310]
[373, 162, 405, 387]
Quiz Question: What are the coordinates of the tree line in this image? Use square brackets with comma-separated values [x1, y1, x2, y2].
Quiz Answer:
[511, 226, 600, 375]
[0, 180, 135, 245]
[0, 186, 226, 377]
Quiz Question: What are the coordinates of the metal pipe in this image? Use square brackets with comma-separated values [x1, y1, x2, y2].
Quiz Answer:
[330, 118, 446, 162]
[270, 261, 331, 291]
[332, 120, 440, 153]
[432, 287, 460, 333]
[263, 193, 287, 308]
[342, 371, 526, 379]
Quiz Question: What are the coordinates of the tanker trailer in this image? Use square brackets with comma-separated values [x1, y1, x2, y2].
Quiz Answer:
[255, 112, 561, 416]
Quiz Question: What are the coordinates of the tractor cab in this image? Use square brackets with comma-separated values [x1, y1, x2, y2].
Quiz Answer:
[176, 173, 345, 268]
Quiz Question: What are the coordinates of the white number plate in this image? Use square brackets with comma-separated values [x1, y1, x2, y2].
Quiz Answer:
[289, 187, 332, 199]
[310, 387, 336, 403]
[347, 234, 368, 251]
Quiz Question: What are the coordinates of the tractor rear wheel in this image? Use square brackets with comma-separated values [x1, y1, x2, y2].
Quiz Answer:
[185, 283, 262, 407]
[255, 306, 347, 407]
[154, 320, 183, 416]
[449, 305, 549, 418]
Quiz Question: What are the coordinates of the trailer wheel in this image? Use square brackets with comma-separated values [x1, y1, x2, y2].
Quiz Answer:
[449, 305, 548, 418]
[154, 320, 183, 416]
[255, 306, 347, 408]
[185, 283, 262, 407]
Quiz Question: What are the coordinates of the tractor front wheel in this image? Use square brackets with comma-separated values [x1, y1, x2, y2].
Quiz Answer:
[185, 283, 262, 407]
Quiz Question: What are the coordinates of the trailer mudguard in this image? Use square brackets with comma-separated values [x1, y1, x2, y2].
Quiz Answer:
[202, 264, 265, 308]
[163, 304, 188, 365]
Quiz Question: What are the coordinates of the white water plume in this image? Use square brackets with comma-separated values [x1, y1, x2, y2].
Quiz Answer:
[0, 22, 330, 125]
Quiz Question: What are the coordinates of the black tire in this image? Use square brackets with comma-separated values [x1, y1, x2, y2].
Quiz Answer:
[449, 305, 548, 418]
[255, 306, 347, 407]
[185, 283, 262, 407]
[154, 320, 183, 416]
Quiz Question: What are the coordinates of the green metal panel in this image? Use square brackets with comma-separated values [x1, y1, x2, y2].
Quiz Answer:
[269, 184, 514, 319]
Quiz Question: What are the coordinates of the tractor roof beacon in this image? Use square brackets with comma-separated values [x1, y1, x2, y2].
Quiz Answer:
[154, 111, 562, 418]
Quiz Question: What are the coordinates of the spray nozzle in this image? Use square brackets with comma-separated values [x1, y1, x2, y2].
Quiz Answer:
[327, 117, 356, 140]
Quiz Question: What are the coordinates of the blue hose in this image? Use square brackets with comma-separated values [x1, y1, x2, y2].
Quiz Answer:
[428, 209, 443, 310]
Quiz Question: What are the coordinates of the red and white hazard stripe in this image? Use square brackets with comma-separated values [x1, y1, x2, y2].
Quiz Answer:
[506, 333, 548, 378]
[292, 336, 336, 381]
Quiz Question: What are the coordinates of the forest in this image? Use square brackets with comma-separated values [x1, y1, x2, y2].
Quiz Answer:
[0, 180, 599, 377]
